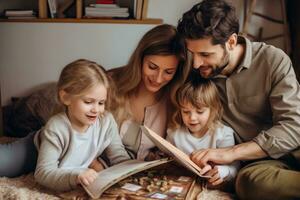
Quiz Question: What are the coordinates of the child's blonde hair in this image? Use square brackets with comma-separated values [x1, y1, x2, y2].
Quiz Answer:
[170, 77, 223, 132]
[57, 59, 110, 106]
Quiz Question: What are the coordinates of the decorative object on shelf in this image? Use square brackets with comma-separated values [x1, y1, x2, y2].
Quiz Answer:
[76, 0, 83, 19]
[57, 0, 74, 18]
[48, 0, 58, 18]
[38, 0, 48, 18]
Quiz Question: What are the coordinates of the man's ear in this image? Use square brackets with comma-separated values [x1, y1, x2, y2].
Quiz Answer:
[59, 90, 71, 106]
[227, 33, 238, 50]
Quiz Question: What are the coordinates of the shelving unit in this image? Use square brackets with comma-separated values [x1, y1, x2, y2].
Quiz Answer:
[0, 18, 162, 24]
[0, 0, 162, 25]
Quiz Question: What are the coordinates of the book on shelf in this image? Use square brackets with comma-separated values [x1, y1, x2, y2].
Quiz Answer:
[135, 0, 143, 20]
[85, 7, 129, 13]
[83, 158, 172, 199]
[96, 0, 115, 4]
[85, 4, 129, 18]
[7, 16, 37, 19]
[89, 3, 119, 8]
[4, 10, 36, 17]
[48, 0, 57, 18]
[141, 126, 211, 178]
[141, 0, 148, 19]
[133, 0, 149, 20]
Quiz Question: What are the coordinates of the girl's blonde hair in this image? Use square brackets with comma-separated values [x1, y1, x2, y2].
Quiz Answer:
[109, 24, 190, 126]
[57, 59, 110, 107]
[170, 77, 223, 132]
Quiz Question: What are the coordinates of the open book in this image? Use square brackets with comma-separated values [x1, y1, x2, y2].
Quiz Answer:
[141, 126, 210, 179]
[83, 158, 171, 199]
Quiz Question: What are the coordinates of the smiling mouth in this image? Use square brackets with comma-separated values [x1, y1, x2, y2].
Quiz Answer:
[86, 115, 97, 120]
[189, 123, 199, 127]
[149, 80, 161, 87]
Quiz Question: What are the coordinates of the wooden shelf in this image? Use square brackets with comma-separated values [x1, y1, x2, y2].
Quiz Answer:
[0, 18, 163, 24]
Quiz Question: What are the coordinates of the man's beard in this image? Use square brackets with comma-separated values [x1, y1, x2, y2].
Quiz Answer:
[198, 49, 230, 79]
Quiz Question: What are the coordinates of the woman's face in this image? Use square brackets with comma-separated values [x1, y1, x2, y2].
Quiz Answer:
[141, 55, 178, 93]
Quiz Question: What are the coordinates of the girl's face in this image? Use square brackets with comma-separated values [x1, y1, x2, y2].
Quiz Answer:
[141, 55, 178, 93]
[62, 83, 107, 133]
[180, 101, 211, 138]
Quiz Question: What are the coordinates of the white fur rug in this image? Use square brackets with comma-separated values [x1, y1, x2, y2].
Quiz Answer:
[0, 173, 90, 200]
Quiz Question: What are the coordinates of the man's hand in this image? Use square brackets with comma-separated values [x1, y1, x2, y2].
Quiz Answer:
[191, 147, 235, 167]
[77, 168, 98, 186]
[190, 141, 267, 167]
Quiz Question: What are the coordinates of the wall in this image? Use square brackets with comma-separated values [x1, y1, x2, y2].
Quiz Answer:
[0, 0, 286, 106]
[0, 0, 202, 105]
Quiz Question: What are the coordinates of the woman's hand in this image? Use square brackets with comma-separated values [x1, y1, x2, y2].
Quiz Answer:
[77, 168, 98, 186]
[89, 158, 105, 172]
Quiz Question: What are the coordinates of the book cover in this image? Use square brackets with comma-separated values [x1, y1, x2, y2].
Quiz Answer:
[141, 0, 148, 19]
[141, 126, 211, 179]
[135, 0, 143, 20]
[83, 158, 171, 199]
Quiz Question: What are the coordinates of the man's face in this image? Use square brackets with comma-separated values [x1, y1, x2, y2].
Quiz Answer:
[186, 37, 230, 78]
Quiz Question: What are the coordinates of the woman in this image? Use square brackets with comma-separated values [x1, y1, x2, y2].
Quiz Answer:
[108, 24, 190, 160]
[0, 24, 190, 177]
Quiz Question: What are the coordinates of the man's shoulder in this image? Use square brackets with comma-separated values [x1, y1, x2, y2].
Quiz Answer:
[252, 42, 289, 64]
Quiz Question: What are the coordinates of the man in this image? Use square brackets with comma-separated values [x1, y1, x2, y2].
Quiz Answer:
[177, 0, 300, 199]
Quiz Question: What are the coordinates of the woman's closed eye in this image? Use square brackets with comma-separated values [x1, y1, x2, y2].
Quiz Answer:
[98, 100, 105, 105]
[148, 63, 158, 70]
[165, 69, 176, 75]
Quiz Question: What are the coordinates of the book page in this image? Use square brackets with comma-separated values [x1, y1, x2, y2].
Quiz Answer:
[141, 126, 210, 178]
[83, 158, 171, 199]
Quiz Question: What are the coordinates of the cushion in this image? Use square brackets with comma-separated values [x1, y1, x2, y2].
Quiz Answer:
[3, 82, 63, 137]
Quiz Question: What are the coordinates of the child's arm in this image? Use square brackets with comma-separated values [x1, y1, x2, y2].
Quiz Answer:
[88, 158, 105, 172]
[77, 168, 98, 186]
[102, 113, 131, 165]
[34, 130, 87, 191]
[191, 126, 240, 185]
[214, 126, 240, 182]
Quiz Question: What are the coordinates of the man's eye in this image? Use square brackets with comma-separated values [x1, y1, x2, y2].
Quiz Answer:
[84, 101, 92, 104]
[200, 53, 210, 57]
